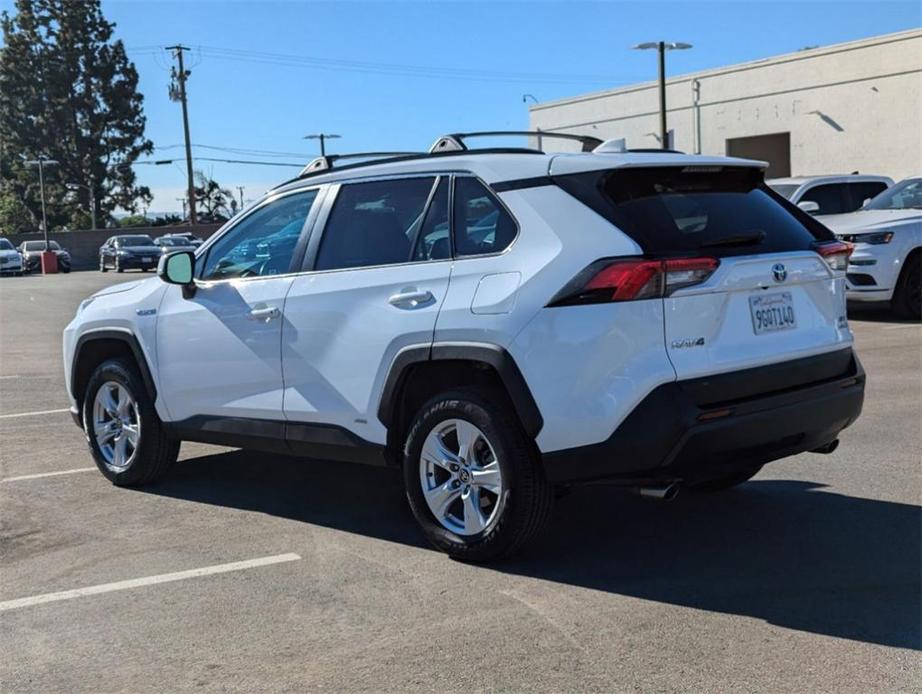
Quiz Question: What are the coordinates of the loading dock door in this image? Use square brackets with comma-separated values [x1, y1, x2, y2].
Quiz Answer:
[726, 132, 791, 178]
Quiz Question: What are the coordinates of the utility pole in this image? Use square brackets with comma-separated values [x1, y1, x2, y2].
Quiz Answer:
[304, 133, 341, 157]
[25, 157, 59, 248]
[176, 197, 187, 220]
[237, 185, 245, 210]
[167, 45, 197, 224]
[633, 41, 692, 150]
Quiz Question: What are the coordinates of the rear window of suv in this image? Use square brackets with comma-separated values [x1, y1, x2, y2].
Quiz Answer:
[555, 166, 833, 256]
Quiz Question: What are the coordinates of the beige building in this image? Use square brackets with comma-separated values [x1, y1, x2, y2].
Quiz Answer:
[529, 29, 922, 180]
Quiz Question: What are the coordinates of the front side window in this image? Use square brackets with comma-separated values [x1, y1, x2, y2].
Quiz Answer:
[202, 190, 317, 280]
[315, 177, 436, 271]
[453, 177, 517, 256]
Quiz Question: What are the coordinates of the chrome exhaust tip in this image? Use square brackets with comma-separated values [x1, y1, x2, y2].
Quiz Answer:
[635, 483, 680, 501]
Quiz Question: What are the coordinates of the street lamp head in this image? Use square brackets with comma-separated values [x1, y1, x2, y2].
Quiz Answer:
[632, 41, 693, 50]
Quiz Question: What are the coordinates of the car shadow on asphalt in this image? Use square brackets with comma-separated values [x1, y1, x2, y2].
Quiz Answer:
[143, 449, 921, 651]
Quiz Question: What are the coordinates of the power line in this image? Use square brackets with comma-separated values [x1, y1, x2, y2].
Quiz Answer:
[135, 156, 304, 168]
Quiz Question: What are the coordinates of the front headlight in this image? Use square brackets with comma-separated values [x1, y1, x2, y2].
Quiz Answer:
[839, 231, 894, 245]
[117, 250, 132, 256]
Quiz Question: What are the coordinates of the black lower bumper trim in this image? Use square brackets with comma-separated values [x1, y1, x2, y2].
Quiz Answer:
[542, 348, 865, 484]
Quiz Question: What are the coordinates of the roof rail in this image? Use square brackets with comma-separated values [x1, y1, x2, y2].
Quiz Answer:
[429, 131, 603, 154]
[298, 151, 425, 177]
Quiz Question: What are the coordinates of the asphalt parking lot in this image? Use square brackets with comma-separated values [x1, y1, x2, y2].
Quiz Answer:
[1, 271, 919, 692]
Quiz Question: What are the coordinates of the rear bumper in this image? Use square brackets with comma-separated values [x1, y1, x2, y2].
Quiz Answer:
[542, 348, 865, 484]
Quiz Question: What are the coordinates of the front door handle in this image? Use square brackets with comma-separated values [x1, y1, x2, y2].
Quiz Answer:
[248, 305, 281, 322]
[388, 289, 434, 308]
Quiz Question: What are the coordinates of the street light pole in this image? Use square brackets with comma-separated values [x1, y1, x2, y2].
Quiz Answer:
[24, 158, 59, 249]
[304, 133, 341, 158]
[633, 41, 692, 149]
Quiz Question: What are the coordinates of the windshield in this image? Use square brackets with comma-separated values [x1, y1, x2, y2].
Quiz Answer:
[0, 239, 13, 250]
[863, 178, 922, 210]
[116, 235, 155, 247]
[24, 241, 60, 251]
[156, 237, 187, 246]
[768, 184, 799, 200]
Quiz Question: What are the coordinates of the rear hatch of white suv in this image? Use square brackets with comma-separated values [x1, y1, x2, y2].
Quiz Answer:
[552, 161, 855, 381]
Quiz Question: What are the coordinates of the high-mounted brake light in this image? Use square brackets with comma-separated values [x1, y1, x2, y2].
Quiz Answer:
[814, 240, 853, 272]
[549, 257, 719, 306]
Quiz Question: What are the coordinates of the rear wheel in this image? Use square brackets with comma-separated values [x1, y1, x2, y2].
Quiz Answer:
[686, 464, 763, 492]
[892, 252, 921, 320]
[82, 357, 179, 486]
[403, 389, 553, 562]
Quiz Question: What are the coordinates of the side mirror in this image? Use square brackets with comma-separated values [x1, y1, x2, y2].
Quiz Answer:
[797, 200, 821, 215]
[158, 251, 196, 298]
[862, 198, 871, 208]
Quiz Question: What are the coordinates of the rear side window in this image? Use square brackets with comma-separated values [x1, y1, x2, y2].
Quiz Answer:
[555, 166, 833, 256]
[453, 177, 518, 256]
[316, 177, 436, 271]
[799, 184, 847, 215]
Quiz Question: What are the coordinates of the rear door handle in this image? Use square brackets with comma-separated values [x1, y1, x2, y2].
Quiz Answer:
[248, 305, 281, 322]
[388, 289, 434, 308]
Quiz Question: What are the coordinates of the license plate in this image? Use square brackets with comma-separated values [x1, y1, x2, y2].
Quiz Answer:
[749, 292, 796, 334]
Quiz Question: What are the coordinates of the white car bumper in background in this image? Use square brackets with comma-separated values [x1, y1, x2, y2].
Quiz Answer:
[844, 240, 909, 303]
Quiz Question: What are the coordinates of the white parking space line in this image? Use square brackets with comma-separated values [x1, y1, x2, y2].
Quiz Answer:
[2, 467, 97, 483]
[0, 553, 302, 612]
[0, 408, 70, 419]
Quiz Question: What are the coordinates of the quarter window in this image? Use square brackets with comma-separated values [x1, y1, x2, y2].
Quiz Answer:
[453, 177, 517, 256]
[315, 177, 436, 271]
[201, 190, 317, 280]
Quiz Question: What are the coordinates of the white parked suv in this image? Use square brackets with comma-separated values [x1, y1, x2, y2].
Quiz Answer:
[767, 174, 892, 217]
[64, 133, 866, 560]
[821, 176, 921, 318]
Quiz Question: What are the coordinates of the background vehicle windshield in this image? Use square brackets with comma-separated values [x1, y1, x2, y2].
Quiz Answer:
[0, 238, 14, 250]
[156, 237, 188, 246]
[863, 178, 922, 210]
[116, 235, 156, 247]
[23, 240, 61, 251]
[767, 184, 799, 199]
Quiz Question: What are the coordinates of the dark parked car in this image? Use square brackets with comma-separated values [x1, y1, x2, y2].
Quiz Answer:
[163, 231, 203, 247]
[19, 240, 72, 273]
[99, 235, 161, 273]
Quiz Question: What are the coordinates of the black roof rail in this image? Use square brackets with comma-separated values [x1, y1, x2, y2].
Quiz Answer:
[298, 151, 425, 177]
[429, 131, 603, 154]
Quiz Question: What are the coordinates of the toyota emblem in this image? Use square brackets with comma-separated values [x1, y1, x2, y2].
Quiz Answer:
[772, 263, 787, 283]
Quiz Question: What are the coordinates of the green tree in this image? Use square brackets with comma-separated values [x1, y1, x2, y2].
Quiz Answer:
[194, 171, 233, 223]
[0, 0, 152, 232]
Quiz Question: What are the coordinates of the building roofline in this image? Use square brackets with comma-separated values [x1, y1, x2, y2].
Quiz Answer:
[530, 28, 922, 112]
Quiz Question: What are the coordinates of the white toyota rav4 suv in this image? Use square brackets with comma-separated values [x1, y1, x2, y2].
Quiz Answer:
[64, 132, 865, 561]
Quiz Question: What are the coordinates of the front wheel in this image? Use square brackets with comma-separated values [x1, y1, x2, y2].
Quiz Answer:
[892, 253, 921, 320]
[403, 389, 553, 562]
[83, 357, 179, 486]
[100, 257, 108, 272]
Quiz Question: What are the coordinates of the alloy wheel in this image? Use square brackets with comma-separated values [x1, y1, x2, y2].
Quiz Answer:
[92, 381, 141, 471]
[419, 419, 504, 536]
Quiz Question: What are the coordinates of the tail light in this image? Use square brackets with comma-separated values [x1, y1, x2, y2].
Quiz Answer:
[814, 240, 853, 271]
[549, 257, 719, 306]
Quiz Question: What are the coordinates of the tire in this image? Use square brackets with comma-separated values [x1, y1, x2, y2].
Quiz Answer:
[60, 264, 71, 274]
[892, 252, 921, 320]
[100, 257, 108, 272]
[403, 389, 553, 562]
[686, 464, 763, 492]
[115, 259, 124, 273]
[82, 357, 179, 486]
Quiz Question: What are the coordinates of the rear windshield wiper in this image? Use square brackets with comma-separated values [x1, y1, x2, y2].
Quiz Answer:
[698, 231, 766, 249]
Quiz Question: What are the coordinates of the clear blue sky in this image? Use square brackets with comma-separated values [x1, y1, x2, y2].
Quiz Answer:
[3, 0, 920, 212]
